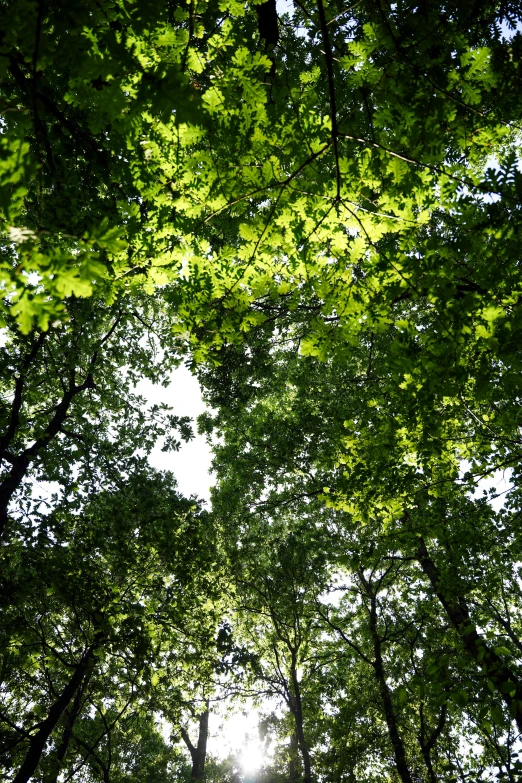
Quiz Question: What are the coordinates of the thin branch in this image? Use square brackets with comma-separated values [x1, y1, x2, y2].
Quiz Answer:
[316, 0, 341, 199]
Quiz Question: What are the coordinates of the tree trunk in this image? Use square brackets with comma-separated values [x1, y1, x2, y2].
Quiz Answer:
[366, 590, 413, 783]
[289, 729, 299, 783]
[417, 538, 522, 733]
[0, 333, 45, 462]
[180, 701, 209, 782]
[0, 380, 90, 539]
[418, 702, 446, 783]
[44, 665, 93, 783]
[288, 666, 312, 783]
[0, 310, 117, 541]
[13, 643, 99, 783]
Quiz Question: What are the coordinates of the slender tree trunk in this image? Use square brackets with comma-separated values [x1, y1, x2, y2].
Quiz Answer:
[180, 701, 209, 782]
[0, 312, 123, 540]
[44, 666, 93, 783]
[0, 333, 45, 462]
[288, 666, 312, 783]
[193, 703, 209, 781]
[0, 452, 33, 538]
[365, 591, 413, 783]
[13, 643, 99, 783]
[0, 381, 89, 539]
[422, 747, 438, 783]
[417, 538, 522, 733]
[289, 729, 299, 783]
[418, 702, 446, 783]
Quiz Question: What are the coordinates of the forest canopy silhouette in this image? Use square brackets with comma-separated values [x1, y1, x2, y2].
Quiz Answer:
[1, 0, 522, 780]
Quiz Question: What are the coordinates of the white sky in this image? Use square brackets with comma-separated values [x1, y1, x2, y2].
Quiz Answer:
[135, 365, 214, 502]
[207, 704, 269, 775]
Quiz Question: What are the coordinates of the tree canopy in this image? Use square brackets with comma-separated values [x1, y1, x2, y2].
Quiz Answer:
[2, 0, 522, 780]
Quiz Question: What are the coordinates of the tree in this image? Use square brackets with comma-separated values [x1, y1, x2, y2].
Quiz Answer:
[197, 323, 522, 780]
[2, 0, 521, 355]
[3, 0, 522, 780]
[0, 469, 226, 783]
[180, 701, 210, 782]
[231, 521, 329, 783]
[0, 291, 192, 540]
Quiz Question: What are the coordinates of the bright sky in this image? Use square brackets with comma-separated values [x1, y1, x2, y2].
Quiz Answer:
[135, 364, 214, 501]
[207, 705, 269, 776]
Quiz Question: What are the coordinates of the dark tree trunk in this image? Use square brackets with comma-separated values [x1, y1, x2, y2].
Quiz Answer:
[256, 0, 278, 46]
[289, 729, 299, 783]
[13, 643, 99, 783]
[288, 666, 312, 783]
[181, 701, 209, 782]
[44, 665, 93, 783]
[365, 588, 413, 783]
[418, 702, 446, 783]
[417, 538, 522, 733]
[0, 333, 45, 462]
[0, 378, 93, 539]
